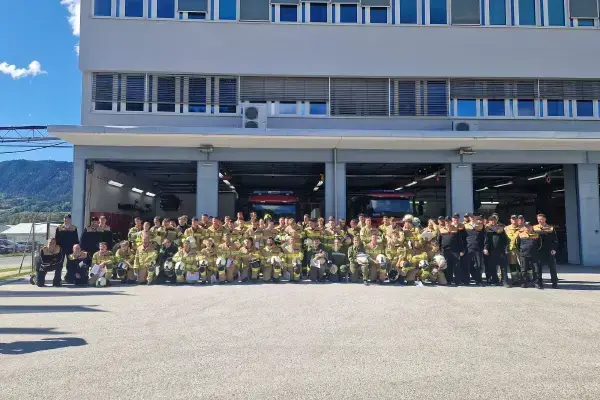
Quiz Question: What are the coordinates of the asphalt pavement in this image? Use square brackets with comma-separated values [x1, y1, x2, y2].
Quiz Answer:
[1, 267, 600, 400]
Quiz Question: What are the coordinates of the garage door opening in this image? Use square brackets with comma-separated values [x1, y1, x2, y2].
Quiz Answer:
[88, 161, 197, 239]
[346, 163, 448, 224]
[473, 163, 567, 262]
[218, 162, 325, 220]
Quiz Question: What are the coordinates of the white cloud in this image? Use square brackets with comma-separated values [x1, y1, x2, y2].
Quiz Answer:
[61, 0, 80, 54]
[0, 61, 47, 79]
[61, 0, 80, 36]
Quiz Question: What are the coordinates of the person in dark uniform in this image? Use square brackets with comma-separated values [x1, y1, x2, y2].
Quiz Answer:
[515, 222, 540, 288]
[483, 214, 509, 287]
[438, 214, 465, 286]
[156, 238, 179, 284]
[55, 214, 80, 283]
[37, 238, 64, 287]
[80, 217, 103, 254]
[66, 244, 91, 286]
[533, 213, 559, 289]
[463, 214, 485, 286]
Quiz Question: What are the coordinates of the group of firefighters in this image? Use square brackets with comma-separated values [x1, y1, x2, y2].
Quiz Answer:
[37, 211, 559, 289]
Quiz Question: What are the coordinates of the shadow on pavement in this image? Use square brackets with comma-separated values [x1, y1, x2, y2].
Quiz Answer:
[0, 290, 128, 298]
[553, 281, 600, 291]
[0, 337, 87, 355]
[0, 305, 105, 315]
[0, 328, 69, 335]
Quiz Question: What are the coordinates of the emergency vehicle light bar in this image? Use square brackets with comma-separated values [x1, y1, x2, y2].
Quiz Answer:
[252, 190, 294, 195]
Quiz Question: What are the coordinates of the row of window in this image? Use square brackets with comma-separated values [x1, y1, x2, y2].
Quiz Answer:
[93, 0, 600, 27]
[91, 73, 600, 119]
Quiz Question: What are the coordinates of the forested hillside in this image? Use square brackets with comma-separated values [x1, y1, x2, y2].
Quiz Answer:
[0, 160, 72, 224]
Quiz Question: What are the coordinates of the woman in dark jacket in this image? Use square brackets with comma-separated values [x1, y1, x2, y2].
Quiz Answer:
[66, 244, 91, 285]
[37, 238, 64, 287]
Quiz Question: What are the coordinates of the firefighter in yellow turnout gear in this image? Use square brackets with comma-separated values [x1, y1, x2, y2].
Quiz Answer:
[173, 240, 199, 283]
[134, 235, 158, 284]
[217, 233, 240, 283]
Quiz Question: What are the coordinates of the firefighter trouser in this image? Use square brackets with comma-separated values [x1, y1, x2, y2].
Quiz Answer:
[487, 253, 507, 284]
[349, 262, 362, 283]
[537, 255, 558, 285]
[465, 250, 483, 283]
[37, 264, 63, 287]
[226, 264, 238, 282]
[442, 250, 460, 285]
[137, 267, 148, 283]
[518, 257, 536, 282]
[363, 262, 379, 282]
[309, 265, 326, 281]
[262, 264, 273, 281]
[126, 268, 136, 281]
[400, 267, 418, 283]
[284, 264, 300, 281]
[421, 268, 448, 285]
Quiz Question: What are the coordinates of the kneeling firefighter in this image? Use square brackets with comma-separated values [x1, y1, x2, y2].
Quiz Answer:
[363, 233, 386, 283]
[307, 237, 328, 282]
[420, 254, 448, 285]
[328, 238, 348, 282]
[134, 234, 158, 285]
[173, 239, 199, 283]
[114, 241, 136, 284]
[347, 236, 366, 283]
[261, 237, 283, 282]
[282, 236, 304, 282]
[156, 238, 179, 284]
[198, 239, 218, 284]
[66, 244, 90, 286]
[217, 233, 240, 283]
[239, 238, 261, 282]
[398, 238, 428, 285]
[90, 242, 114, 287]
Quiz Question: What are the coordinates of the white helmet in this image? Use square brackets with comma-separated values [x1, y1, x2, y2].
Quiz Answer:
[216, 257, 227, 268]
[403, 214, 414, 222]
[356, 253, 370, 266]
[186, 236, 197, 249]
[433, 254, 447, 270]
[175, 261, 185, 276]
[304, 238, 314, 248]
[418, 260, 429, 269]
[270, 256, 282, 267]
[375, 254, 388, 264]
[96, 277, 107, 287]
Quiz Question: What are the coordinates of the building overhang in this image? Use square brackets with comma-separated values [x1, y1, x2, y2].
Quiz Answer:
[49, 125, 600, 152]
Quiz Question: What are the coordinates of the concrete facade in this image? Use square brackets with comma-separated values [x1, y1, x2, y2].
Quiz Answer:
[56, 1, 600, 266]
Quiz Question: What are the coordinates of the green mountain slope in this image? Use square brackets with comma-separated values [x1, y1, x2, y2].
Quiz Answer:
[0, 160, 73, 224]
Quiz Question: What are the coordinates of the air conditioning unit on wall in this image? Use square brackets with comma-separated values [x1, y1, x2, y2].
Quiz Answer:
[453, 120, 478, 132]
[243, 103, 267, 129]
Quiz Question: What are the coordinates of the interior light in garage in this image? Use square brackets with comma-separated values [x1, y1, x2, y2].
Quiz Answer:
[553, 189, 565, 193]
[394, 186, 404, 191]
[219, 172, 224, 179]
[422, 173, 437, 181]
[481, 201, 500, 205]
[405, 181, 417, 187]
[476, 187, 489, 192]
[527, 173, 548, 181]
[493, 181, 513, 188]
[108, 180, 123, 188]
[313, 187, 319, 192]
[223, 180, 231, 186]
[145, 192, 156, 197]
[131, 187, 144, 194]
[316, 180, 323, 187]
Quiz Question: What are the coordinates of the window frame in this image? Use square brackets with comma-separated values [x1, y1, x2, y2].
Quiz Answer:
[453, 98, 480, 117]
[120, 74, 149, 113]
[482, 0, 511, 25]
[92, 73, 119, 113]
[514, 0, 541, 26]
[573, 99, 597, 118]
[151, 0, 176, 19]
[152, 75, 179, 114]
[484, 98, 508, 117]
[513, 98, 538, 118]
[570, 17, 598, 27]
[120, 0, 147, 18]
[274, 3, 301, 23]
[179, 11, 208, 19]
[543, 99, 567, 117]
[307, 2, 331, 23]
[335, 3, 361, 23]
[364, 6, 391, 24]
[541, 0, 567, 26]
[396, 0, 423, 24]
[184, 76, 210, 114]
[93, 0, 116, 17]
[215, 0, 239, 21]
[425, 0, 449, 25]
[214, 77, 240, 115]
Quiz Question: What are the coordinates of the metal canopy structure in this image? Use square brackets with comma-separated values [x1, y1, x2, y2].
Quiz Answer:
[0, 126, 69, 152]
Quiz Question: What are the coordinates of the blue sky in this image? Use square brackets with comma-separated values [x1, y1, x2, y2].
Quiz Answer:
[0, 0, 80, 162]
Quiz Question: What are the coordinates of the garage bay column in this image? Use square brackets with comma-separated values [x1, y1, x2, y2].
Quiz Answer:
[575, 164, 600, 266]
[448, 163, 474, 217]
[563, 165, 581, 265]
[196, 161, 219, 217]
[72, 157, 87, 235]
[325, 161, 346, 220]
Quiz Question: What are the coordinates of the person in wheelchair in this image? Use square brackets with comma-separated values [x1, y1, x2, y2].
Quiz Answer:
[35, 238, 65, 287]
